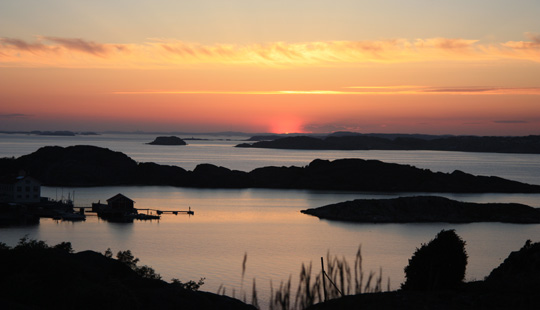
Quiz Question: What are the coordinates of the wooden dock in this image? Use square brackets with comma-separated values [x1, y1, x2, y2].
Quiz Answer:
[136, 207, 194, 216]
[76, 206, 194, 216]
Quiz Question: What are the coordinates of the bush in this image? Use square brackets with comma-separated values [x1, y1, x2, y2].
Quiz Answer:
[14, 236, 49, 251]
[136, 265, 162, 280]
[402, 229, 468, 290]
[0, 242, 9, 251]
[116, 250, 139, 270]
[53, 241, 74, 253]
[171, 278, 205, 291]
[116, 249, 162, 280]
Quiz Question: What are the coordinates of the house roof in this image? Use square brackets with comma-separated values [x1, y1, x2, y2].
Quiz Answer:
[0, 175, 41, 185]
[106, 193, 135, 204]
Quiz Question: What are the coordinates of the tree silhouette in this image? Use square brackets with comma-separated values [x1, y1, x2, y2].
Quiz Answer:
[402, 229, 468, 290]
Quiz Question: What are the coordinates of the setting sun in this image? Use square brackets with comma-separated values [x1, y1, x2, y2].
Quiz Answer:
[269, 117, 305, 134]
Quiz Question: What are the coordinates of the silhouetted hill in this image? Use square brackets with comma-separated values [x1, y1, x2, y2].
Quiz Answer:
[301, 196, 540, 223]
[237, 135, 540, 154]
[147, 136, 187, 145]
[11, 145, 139, 186]
[4, 145, 540, 192]
[0, 242, 255, 310]
[307, 241, 540, 310]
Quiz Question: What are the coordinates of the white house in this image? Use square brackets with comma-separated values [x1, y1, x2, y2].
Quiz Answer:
[0, 175, 41, 204]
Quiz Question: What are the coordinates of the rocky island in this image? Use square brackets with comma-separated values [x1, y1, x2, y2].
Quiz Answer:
[147, 136, 187, 145]
[301, 196, 540, 223]
[236, 134, 540, 154]
[2, 145, 540, 192]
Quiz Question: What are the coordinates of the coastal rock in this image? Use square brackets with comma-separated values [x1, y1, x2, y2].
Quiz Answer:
[5, 146, 540, 192]
[301, 196, 540, 223]
[190, 164, 251, 188]
[485, 240, 540, 292]
[147, 136, 187, 145]
[14, 145, 138, 186]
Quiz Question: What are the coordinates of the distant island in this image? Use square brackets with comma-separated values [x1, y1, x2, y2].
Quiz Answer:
[236, 134, 540, 154]
[301, 196, 540, 223]
[0, 130, 99, 136]
[244, 132, 453, 142]
[2, 145, 540, 193]
[147, 136, 187, 145]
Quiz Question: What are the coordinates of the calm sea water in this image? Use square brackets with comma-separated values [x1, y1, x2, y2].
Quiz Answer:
[1, 133, 540, 307]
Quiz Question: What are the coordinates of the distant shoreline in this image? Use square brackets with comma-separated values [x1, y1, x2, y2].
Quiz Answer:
[0, 130, 99, 136]
[237, 134, 540, 154]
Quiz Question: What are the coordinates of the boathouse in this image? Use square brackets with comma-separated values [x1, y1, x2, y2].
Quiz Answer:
[106, 193, 135, 213]
[0, 174, 41, 204]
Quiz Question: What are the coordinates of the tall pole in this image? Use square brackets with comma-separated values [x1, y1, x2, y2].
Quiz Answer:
[321, 257, 327, 302]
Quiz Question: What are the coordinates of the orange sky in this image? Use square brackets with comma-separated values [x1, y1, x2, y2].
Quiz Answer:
[1, 1, 540, 135]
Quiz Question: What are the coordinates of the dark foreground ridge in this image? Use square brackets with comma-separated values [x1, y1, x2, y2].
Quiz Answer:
[147, 136, 187, 145]
[2, 145, 540, 192]
[301, 196, 540, 223]
[307, 240, 540, 310]
[236, 134, 540, 154]
[0, 241, 254, 310]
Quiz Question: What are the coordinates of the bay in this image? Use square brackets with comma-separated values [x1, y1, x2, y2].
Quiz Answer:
[1, 133, 540, 307]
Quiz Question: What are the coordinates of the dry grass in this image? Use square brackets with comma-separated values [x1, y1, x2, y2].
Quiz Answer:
[219, 246, 388, 310]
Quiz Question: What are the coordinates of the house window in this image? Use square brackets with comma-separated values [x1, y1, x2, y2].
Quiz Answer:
[34, 186, 39, 192]
[26, 186, 30, 192]
[17, 186, 22, 192]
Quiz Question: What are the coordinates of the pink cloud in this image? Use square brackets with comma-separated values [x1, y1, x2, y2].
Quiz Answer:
[2, 34, 540, 68]
[0, 37, 48, 53]
[41, 36, 110, 56]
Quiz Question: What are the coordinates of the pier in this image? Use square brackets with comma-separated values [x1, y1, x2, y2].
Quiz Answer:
[136, 207, 194, 216]
[76, 206, 194, 215]
[69, 194, 195, 222]
[75, 205, 194, 223]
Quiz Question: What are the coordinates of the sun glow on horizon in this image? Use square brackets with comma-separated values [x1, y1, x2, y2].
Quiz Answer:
[1, 1, 539, 136]
[269, 117, 305, 134]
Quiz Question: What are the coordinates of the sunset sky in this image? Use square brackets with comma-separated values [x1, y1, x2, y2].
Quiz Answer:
[1, 0, 539, 135]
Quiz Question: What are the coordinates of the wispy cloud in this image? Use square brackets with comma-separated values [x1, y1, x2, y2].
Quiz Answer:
[0, 113, 31, 119]
[113, 86, 540, 96]
[0, 38, 47, 53]
[502, 32, 540, 49]
[1, 34, 540, 68]
[40, 36, 116, 56]
[494, 120, 528, 124]
[342, 86, 540, 95]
